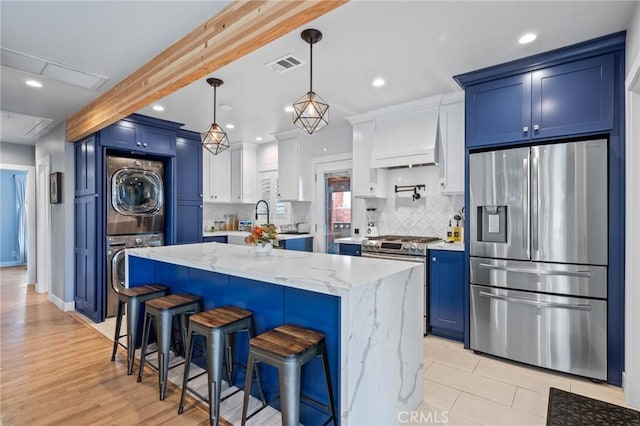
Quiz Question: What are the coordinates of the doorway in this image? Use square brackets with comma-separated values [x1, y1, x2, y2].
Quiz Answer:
[0, 163, 37, 283]
[314, 159, 352, 253]
[36, 156, 51, 294]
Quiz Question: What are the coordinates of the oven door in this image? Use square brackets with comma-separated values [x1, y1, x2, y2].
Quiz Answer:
[362, 252, 428, 335]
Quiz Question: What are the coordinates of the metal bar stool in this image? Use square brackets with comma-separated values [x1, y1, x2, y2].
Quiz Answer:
[240, 324, 336, 426]
[111, 284, 168, 375]
[178, 306, 266, 426]
[137, 293, 202, 400]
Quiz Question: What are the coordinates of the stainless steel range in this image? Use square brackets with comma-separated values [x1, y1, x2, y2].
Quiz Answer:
[362, 235, 440, 335]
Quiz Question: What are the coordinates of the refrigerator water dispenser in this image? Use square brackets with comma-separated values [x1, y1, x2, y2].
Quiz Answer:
[477, 206, 507, 243]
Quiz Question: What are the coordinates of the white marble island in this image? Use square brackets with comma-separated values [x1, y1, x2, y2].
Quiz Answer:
[127, 242, 424, 425]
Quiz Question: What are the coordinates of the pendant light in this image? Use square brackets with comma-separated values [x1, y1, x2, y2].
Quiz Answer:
[201, 77, 229, 155]
[292, 29, 329, 134]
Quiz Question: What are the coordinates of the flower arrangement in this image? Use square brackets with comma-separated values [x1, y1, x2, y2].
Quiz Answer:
[244, 224, 278, 247]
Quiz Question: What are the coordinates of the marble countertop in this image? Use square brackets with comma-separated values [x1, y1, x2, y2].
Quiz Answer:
[127, 242, 421, 295]
[334, 236, 366, 244]
[428, 241, 465, 252]
[202, 231, 313, 241]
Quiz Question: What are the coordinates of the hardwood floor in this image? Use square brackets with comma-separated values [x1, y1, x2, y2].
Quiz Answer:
[0, 266, 215, 426]
[1, 266, 636, 425]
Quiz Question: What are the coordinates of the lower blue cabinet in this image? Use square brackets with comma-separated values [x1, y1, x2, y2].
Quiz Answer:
[429, 250, 464, 341]
[203, 236, 228, 244]
[280, 237, 313, 252]
[338, 243, 361, 256]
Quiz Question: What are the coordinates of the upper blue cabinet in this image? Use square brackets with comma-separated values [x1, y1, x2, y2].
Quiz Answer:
[464, 54, 614, 148]
[100, 114, 179, 156]
[455, 33, 622, 149]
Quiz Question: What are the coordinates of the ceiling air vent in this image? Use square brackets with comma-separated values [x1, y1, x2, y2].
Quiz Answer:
[1, 47, 109, 91]
[1, 110, 54, 140]
[265, 54, 305, 73]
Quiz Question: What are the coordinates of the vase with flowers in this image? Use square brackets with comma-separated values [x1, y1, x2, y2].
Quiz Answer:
[244, 224, 278, 255]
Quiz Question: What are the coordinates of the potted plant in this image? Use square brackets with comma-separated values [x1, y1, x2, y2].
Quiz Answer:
[244, 224, 278, 255]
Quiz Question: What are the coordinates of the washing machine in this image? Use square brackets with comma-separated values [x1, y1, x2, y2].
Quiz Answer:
[106, 155, 165, 235]
[105, 233, 163, 317]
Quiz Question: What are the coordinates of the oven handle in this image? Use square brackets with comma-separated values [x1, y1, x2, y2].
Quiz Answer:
[478, 291, 592, 311]
[361, 252, 425, 263]
[478, 262, 592, 278]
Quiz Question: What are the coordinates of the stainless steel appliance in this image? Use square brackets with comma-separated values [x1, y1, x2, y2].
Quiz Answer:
[362, 235, 441, 335]
[469, 139, 608, 380]
[106, 155, 165, 235]
[106, 233, 164, 317]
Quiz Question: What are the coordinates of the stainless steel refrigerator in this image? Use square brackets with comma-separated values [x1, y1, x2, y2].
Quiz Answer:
[469, 139, 608, 381]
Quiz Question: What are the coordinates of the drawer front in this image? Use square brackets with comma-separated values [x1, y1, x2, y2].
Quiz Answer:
[470, 284, 607, 380]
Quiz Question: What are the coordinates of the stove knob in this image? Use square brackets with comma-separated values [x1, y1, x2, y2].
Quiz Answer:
[410, 245, 418, 252]
[403, 244, 410, 251]
[135, 238, 142, 244]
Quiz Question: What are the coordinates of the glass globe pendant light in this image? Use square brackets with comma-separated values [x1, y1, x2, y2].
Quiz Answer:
[293, 29, 329, 134]
[201, 77, 230, 155]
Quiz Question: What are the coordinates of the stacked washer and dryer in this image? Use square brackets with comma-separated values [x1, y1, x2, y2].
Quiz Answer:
[105, 155, 165, 317]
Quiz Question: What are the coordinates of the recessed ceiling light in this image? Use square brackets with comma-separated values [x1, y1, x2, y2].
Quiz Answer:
[322, 147, 328, 152]
[256, 137, 263, 142]
[284, 105, 294, 113]
[219, 103, 233, 111]
[152, 105, 164, 112]
[518, 33, 537, 44]
[225, 123, 235, 129]
[25, 79, 42, 88]
[372, 78, 385, 87]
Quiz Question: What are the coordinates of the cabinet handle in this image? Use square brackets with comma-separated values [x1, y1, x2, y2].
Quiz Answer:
[432, 257, 436, 261]
[533, 124, 539, 132]
[143, 142, 148, 147]
[199, 205, 203, 209]
[199, 194, 203, 198]
[136, 141, 142, 146]
[214, 195, 217, 199]
[440, 182, 445, 187]
[523, 126, 529, 133]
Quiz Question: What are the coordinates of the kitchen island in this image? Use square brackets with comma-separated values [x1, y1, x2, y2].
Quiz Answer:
[126, 242, 423, 426]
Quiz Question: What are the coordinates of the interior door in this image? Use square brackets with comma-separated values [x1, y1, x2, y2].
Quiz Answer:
[531, 139, 608, 265]
[469, 147, 530, 261]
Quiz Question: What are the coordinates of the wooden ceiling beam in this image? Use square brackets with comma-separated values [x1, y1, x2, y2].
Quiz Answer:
[65, 0, 348, 142]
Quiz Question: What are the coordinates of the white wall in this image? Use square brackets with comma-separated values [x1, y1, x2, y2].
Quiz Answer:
[0, 142, 35, 166]
[626, 3, 640, 77]
[305, 124, 352, 158]
[34, 122, 75, 307]
[625, 1, 640, 407]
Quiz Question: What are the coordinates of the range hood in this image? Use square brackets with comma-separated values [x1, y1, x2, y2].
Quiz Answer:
[371, 106, 439, 168]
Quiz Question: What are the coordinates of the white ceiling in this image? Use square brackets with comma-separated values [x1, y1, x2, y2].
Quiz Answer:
[1, 1, 637, 145]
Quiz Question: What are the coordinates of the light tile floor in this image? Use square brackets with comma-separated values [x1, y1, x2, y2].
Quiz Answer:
[85, 315, 638, 425]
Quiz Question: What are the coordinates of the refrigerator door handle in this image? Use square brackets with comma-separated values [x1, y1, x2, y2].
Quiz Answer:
[523, 157, 530, 251]
[478, 291, 592, 311]
[531, 155, 539, 251]
[478, 262, 592, 278]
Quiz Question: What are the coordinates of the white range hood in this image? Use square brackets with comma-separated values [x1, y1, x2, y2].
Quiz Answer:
[371, 106, 439, 168]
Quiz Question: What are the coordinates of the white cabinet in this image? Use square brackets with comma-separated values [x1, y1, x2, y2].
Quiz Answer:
[351, 120, 387, 198]
[277, 134, 311, 201]
[438, 100, 465, 194]
[203, 148, 230, 202]
[230, 142, 258, 203]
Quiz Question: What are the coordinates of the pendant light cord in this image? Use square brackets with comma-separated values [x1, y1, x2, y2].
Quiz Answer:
[213, 85, 217, 122]
[309, 42, 313, 93]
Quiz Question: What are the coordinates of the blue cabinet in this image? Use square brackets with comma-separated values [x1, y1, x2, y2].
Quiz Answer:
[74, 191, 102, 321]
[175, 131, 203, 244]
[74, 135, 98, 196]
[429, 250, 464, 341]
[338, 243, 361, 256]
[465, 54, 614, 148]
[280, 237, 313, 252]
[100, 116, 177, 156]
[203, 236, 228, 243]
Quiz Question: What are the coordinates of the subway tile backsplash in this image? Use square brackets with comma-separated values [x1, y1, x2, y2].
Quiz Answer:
[366, 165, 463, 239]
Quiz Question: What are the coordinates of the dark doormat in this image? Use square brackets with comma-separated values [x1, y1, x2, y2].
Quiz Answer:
[547, 387, 640, 425]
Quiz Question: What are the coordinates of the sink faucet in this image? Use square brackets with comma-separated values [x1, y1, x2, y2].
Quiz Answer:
[255, 199, 270, 225]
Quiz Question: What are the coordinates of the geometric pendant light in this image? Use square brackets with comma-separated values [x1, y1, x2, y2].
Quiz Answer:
[201, 77, 230, 155]
[292, 29, 329, 134]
